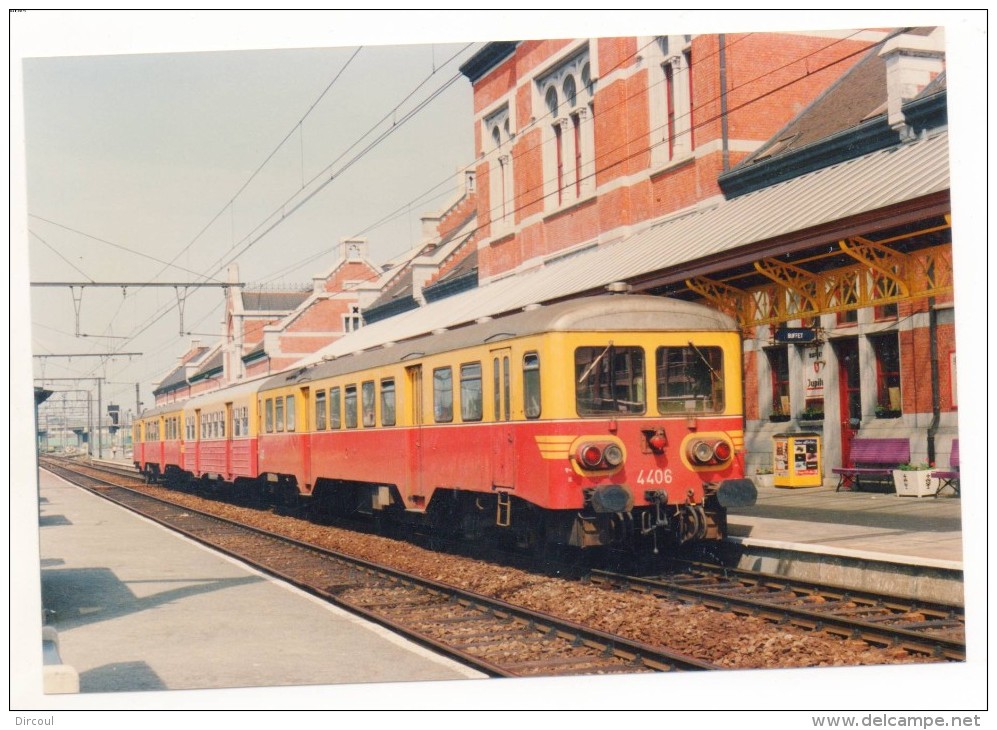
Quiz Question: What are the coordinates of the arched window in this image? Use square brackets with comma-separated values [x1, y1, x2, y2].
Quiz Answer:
[536, 47, 594, 209]
[563, 75, 577, 108]
[483, 105, 514, 230]
[545, 86, 559, 117]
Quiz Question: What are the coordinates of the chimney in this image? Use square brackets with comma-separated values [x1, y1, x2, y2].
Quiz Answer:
[421, 213, 442, 242]
[879, 29, 945, 139]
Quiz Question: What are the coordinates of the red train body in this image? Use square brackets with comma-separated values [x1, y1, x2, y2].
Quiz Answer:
[135, 296, 757, 552]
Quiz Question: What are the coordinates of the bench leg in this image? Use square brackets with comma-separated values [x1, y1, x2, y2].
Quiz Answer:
[836, 474, 856, 492]
[934, 479, 960, 498]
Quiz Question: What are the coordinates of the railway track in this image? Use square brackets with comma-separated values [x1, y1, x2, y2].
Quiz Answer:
[590, 564, 965, 661]
[41, 460, 717, 678]
[44, 456, 965, 666]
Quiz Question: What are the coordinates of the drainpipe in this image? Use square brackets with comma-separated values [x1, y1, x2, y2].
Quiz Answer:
[926, 297, 940, 464]
[719, 34, 730, 172]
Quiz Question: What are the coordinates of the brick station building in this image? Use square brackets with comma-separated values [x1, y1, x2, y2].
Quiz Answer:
[153, 26, 957, 482]
[456, 27, 955, 478]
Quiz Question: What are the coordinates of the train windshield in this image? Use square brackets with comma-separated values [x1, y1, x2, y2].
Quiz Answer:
[655, 345, 724, 414]
[575, 345, 646, 416]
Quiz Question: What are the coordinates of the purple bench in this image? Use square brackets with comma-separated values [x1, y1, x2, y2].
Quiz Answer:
[931, 440, 960, 497]
[833, 438, 910, 492]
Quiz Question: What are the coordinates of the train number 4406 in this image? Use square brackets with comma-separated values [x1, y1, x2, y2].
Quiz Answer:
[636, 468, 673, 485]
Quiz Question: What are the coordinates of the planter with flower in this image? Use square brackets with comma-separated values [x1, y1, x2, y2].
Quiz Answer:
[798, 406, 824, 423]
[892, 462, 939, 498]
[754, 466, 774, 488]
[875, 404, 902, 419]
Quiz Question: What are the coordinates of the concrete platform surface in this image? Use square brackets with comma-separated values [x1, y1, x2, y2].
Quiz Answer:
[35, 469, 484, 697]
[19, 464, 972, 710]
[728, 481, 963, 567]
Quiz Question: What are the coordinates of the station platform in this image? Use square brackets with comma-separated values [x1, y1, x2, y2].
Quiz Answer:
[725, 480, 965, 604]
[728, 480, 963, 565]
[32, 468, 485, 701]
[22, 462, 969, 706]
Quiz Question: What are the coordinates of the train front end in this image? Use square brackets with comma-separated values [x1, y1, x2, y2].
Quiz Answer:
[529, 326, 756, 552]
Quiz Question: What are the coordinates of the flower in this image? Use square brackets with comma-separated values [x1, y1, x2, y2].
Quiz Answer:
[897, 462, 932, 471]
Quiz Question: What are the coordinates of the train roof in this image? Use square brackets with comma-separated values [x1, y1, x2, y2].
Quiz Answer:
[261, 294, 736, 391]
[181, 378, 266, 410]
[136, 401, 187, 419]
[137, 379, 267, 419]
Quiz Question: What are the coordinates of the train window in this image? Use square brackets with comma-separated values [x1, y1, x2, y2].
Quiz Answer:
[286, 395, 296, 432]
[503, 357, 511, 421]
[219, 412, 226, 439]
[315, 391, 327, 431]
[655, 345, 724, 414]
[493, 358, 500, 420]
[233, 410, 240, 437]
[362, 381, 376, 427]
[433, 367, 454, 423]
[345, 385, 358, 429]
[330, 387, 342, 429]
[524, 353, 541, 419]
[275, 397, 285, 432]
[265, 399, 274, 433]
[381, 379, 396, 427]
[460, 363, 483, 422]
[575, 345, 646, 416]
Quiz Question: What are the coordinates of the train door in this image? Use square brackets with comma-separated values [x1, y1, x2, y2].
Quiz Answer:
[491, 348, 515, 488]
[298, 387, 311, 491]
[835, 338, 861, 466]
[406, 365, 424, 503]
[194, 408, 202, 474]
[224, 402, 233, 480]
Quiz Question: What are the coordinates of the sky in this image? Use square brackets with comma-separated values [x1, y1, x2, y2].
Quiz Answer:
[21, 26, 481, 425]
[10, 8, 991, 717]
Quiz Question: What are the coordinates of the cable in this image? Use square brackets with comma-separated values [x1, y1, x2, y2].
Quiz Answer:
[80, 44, 477, 362]
[34, 31, 902, 395]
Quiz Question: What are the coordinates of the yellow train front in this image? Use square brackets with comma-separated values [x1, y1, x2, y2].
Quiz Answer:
[257, 295, 757, 553]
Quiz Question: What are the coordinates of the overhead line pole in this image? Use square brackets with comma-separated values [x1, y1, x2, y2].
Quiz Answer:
[34, 376, 105, 458]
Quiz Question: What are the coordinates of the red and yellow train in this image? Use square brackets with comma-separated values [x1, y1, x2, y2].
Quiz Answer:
[134, 295, 756, 553]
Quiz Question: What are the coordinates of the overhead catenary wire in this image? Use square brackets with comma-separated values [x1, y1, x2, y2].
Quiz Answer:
[52, 43, 478, 373]
[32, 30, 901, 401]
[260, 28, 883, 296]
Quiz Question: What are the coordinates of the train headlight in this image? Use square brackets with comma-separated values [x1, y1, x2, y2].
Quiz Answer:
[712, 439, 733, 463]
[688, 439, 715, 465]
[603, 443, 624, 467]
[579, 444, 604, 468]
[575, 441, 624, 470]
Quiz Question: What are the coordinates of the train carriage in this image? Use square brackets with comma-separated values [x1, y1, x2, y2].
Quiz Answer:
[133, 403, 185, 483]
[256, 295, 756, 552]
[183, 380, 261, 493]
